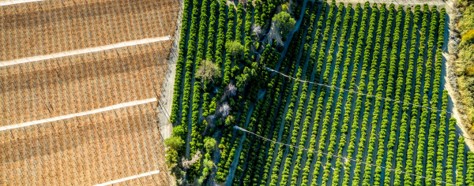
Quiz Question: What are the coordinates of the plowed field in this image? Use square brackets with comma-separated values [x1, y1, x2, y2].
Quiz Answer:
[0, 42, 170, 126]
[0, 0, 178, 60]
[0, 0, 179, 185]
[1, 103, 171, 185]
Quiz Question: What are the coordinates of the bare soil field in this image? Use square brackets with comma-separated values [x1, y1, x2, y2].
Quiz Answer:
[0, 0, 180, 184]
[0, 0, 178, 60]
[0, 103, 171, 185]
[0, 42, 170, 126]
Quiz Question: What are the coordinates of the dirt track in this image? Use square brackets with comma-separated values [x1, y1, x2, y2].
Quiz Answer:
[0, 0, 179, 185]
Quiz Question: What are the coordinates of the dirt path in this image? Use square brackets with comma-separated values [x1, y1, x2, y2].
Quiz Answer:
[0, 0, 42, 6]
[443, 0, 474, 152]
[444, 75, 474, 151]
[156, 1, 184, 140]
[0, 98, 157, 131]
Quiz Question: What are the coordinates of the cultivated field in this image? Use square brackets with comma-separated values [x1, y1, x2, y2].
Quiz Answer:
[0, 0, 178, 60]
[0, 42, 170, 126]
[168, 0, 474, 185]
[0, 0, 179, 185]
[1, 104, 171, 185]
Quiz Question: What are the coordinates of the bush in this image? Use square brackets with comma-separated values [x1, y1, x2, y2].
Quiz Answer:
[465, 65, 474, 76]
[226, 40, 244, 56]
[165, 136, 185, 151]
[462, 29, 474, 44]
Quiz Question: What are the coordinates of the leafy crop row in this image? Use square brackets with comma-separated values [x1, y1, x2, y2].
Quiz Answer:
[168, 0, 474, 185]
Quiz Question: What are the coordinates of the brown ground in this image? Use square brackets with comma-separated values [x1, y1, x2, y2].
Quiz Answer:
[0, 0, 179, 185]
[0, 103, 172, 185]
[0, 0, 178, 60]
[0, 42, 170, 126]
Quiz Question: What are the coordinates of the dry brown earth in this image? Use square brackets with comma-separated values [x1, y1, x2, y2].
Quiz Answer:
[1, 103, 172, 185]
[0, 0, 178, 60]
[0, 0, 179, 185]
[0, 42, 170, 126]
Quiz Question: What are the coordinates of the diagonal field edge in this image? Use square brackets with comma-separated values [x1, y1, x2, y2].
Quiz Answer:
[0, 0, 42, 6]
[0, 36, 171, 67]
[0, 98, 157, 132]
[94, 170, 160, 186]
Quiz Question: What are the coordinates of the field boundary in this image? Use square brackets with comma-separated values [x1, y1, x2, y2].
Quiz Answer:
[443, 0, 474, 151]
[156, 0, 184, 140]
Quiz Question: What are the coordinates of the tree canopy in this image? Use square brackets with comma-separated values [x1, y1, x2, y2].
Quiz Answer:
[272, 11, 296, 36]
[196, 60, 221, 83]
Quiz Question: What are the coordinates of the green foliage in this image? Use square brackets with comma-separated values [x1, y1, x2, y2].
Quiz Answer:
[272, 11, 296, 36]
[466, 65, 474, 76]
[204, 137, 217, 151]
[196, 60, 221, 83]
[170, 1, 474, 185]
[462, 29, 474, 44]
[165, 136, 185, 150]
[226, 40, 244, 56]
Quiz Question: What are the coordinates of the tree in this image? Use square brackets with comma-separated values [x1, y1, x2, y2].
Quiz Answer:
[226, 41, 244, 56]
[182, 151, 201, 169]
[196, 60, 221, 83]
[225, 115, 235, 126]
[266, 22, 284, 46]
[204, 137, 217, 151]
[236, 63, 258, 89]
[219, 103, 231, 117]
[272, 11, 296, 37]
[225, 83, 238, 97]
[172, 125, 186, 137]
[253, 25, 263, 39]
[165, 136, 185, 150]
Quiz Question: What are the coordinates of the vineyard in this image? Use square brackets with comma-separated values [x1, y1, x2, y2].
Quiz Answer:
[168, 0, 474, 185]
[1, 104, 171, 185]
[1, 0, 179, 184]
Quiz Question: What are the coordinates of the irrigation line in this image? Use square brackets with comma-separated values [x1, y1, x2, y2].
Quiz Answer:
[94, 170, 161, 186]
[0, 36, 171, 68]
[0, 98, 157, 132]
[265, 67, 474, 140]
[233, 126, 454, 186]
[0, 0, 42, 6]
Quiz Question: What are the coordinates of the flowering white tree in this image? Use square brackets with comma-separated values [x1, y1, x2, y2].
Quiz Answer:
[196, 60, 221, 83]
[182, 151, 201, 169]
[219, 103, 231, 117]
[226, 83, 237, 97]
